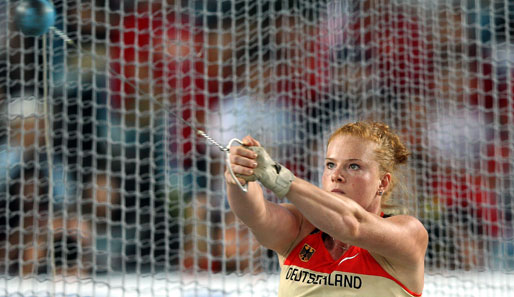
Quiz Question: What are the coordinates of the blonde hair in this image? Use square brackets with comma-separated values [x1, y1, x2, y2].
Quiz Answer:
[328, 121, 410, 210]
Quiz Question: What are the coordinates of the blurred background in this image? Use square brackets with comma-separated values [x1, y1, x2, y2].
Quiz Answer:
[0, 0, 513, 296]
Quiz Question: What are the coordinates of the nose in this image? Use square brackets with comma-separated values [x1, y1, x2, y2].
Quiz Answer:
[330, 169, 345, 183]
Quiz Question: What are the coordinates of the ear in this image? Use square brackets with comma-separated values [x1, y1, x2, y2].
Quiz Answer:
[378, 173, 391, 194]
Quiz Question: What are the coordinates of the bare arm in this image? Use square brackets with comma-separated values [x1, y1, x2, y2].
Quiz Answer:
[286, 178, 428, 267]
[225, 136, 306, 256]
[227, 137, 427, 269]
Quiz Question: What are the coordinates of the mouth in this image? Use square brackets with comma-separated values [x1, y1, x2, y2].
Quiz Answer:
[331, 189, 346, 195]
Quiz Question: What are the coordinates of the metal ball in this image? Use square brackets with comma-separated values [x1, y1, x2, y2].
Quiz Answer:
[15, 0, 56, 37]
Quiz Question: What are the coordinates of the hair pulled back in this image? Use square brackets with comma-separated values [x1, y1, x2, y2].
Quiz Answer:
[328, 121, 410, 206]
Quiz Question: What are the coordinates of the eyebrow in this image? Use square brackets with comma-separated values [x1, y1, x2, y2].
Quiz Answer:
[325, 158, 362, 162]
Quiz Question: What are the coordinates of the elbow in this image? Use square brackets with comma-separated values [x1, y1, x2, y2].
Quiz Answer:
[334, 201, 364, 241]
[340, 214, 360, 239]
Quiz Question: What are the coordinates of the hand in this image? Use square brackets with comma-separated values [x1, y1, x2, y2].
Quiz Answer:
[225, 136, 261, 187]
[225, 136, 295, 198]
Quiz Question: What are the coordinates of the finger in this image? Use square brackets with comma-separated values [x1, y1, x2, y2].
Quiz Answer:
[224, 169, 249, 186]
[230, 153, 258, 169]
[230, 146, 258, 160]
[242, 135, 261, 147]
[230, 162, 255, 176]
[237, 177, 247, 186]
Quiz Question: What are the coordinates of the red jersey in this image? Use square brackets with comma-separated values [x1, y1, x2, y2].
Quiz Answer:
[278, 231, 421, 297]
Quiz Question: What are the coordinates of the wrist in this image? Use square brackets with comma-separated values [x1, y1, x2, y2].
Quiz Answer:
[247, 146, 295, 199]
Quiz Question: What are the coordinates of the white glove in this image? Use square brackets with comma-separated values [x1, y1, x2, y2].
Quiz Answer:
[240, 146, 295, 199]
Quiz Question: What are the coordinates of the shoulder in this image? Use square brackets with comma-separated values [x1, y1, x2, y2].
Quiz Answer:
[373, 215, 427, 293]
[385, 215, 428, 244]
[384, 214, 425, 229]
[380, 214, 428, 265]
[277, 203, 318, 256]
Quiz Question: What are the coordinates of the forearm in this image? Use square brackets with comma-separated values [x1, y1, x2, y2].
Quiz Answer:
[226, 180, 303, 254]
[286, 178, 363, 242]
[226, 181, 268, 229]
[224, 137, 303, 253]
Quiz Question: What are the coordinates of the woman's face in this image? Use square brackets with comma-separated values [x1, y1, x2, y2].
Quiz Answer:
[321, 134, 383, 212]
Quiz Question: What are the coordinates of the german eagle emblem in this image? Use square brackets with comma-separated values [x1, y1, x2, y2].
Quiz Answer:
[299, 243, 315, 262]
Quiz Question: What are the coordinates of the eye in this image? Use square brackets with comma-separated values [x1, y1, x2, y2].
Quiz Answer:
[348, 163, 361, 170]
[326, 161, 336, 170]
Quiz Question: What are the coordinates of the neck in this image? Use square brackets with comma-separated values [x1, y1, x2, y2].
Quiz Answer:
[322, 232, 350, 260]
[366, 196, 382, 215]
[327, 236, 349, 253]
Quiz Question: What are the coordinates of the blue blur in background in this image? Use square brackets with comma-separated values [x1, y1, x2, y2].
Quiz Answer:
[15, 0, 56, 36]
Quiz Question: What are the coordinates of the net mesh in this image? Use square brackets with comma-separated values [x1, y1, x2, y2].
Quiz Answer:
[1, 0, 513, 296]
